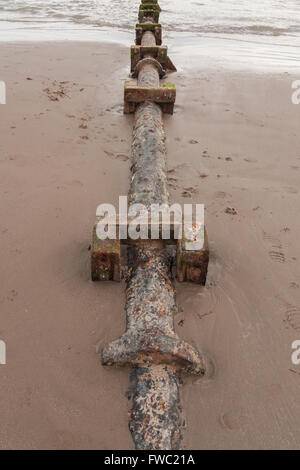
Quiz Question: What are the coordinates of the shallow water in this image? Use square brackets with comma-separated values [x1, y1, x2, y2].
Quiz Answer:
[0, 0, 299, 72]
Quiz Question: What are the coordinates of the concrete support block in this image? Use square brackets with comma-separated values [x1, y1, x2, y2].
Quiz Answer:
[139, 7, 160, 23]
[91, 223, 121, 282]
[124, 80, 176, 114]
[130, 45, 176, 73]
[177, 227, 209, 285]
[136, 23, 162, 45]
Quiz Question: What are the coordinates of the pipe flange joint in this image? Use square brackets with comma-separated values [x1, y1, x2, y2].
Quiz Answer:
[133, 57, 165, 78]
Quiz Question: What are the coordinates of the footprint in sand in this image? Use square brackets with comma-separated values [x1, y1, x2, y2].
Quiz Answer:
[263, 232, 286, 263]
[167, 163, 189, 174]
[269, 251, 286, 263]
[283, 305, 300, 331]
[214, 191, 231, 199]
[167, 177, 178, 184]
[104, 150, 114, 158]
[116, 154, 129, 162]
[106, 104, 123, 115]
[181, 186, 199, 198]
[167, 176, 178, 190]
[181, 190, 192, 198]
[263, 232, 283, 250]
[104, 150, 129, 162]
[183, 186, 199, 194]
[7, 289, 18, 302]
[218, 409, 245, 431]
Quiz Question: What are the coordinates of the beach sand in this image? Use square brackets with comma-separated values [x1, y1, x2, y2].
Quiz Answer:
[0, 41, 300, 449]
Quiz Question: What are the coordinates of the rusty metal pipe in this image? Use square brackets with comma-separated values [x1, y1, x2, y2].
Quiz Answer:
[129, 102, 167, 207]
[130, 364, 182, 450]
[100, 2, 213, 450]
[141, 30, 156, 47]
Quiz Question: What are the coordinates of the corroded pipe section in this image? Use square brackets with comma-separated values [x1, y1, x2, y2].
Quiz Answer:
[129, 102, 167, 207]
[102, 241, 210, 449]
[129, 365, 182, 450]
[102, 243, 209, 376]
[141, 30, 156, 47]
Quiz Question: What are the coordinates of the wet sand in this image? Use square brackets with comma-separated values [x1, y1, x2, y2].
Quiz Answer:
[0, 42, 300, 449]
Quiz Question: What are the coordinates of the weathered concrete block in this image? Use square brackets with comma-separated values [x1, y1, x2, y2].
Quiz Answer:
[177, 227, 209, 284]
[130, 45, 168, 73]
[124, 81, 176, 114]
[136, 24, 162, 45]
[130, 45, 176, 74]
[139, 6, 160, 23]
[131, 46, 141, 73]
[91, 223, 121, 282]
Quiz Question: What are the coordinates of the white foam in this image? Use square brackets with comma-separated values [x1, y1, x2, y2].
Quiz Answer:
[0, 0, 299, 72]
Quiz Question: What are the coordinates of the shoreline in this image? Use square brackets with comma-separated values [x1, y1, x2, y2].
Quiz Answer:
[0, 32, 299, 74]
[0, 40, 300, 449]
